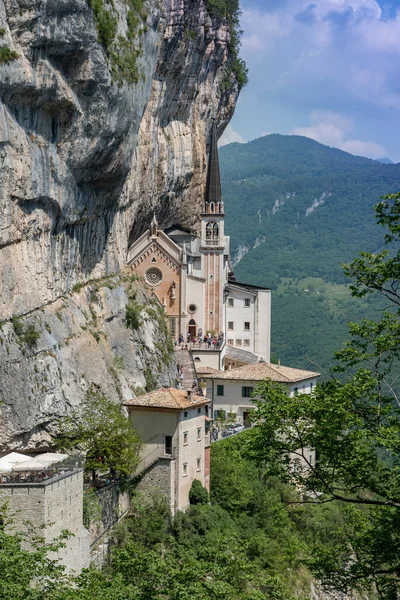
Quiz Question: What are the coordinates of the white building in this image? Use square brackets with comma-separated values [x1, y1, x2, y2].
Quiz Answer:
[127, 121, 271, 370]
[197, 363, 320, 426]
[124, 388, 211, 512]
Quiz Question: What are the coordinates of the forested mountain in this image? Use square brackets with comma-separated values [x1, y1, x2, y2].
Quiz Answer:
[220, 135, 400, 371]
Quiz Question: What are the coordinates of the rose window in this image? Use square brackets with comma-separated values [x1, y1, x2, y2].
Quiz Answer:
[145, 267, 163, 286]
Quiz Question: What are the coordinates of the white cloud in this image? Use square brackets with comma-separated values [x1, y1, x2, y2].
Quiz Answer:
[291, 111, 386, 158]
[239, 0, 400, 110]
[218, 124, 246, 147]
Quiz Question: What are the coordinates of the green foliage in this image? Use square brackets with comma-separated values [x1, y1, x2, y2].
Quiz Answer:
[72, 282, 85, 293]
[89, 0, 117, 48]
[205, 0, 248, 90]
[83, 490, 102, 528]
[188, 479, 209, 505]
[23, 324, 41, 348]
[12, 316, 41, 348]
[246, 193, 400, 598]
[0, 28, 6, 36]
[220, 134, 400, 370]
[144, 367, 157, 392]
[0, 47, 18, 63]
[55, 387, 141, 478]
[89, 0, 145, 84]
[12, 316, 24, 336]
[0, 504, 69, 600]
[125, 300, 142, 330]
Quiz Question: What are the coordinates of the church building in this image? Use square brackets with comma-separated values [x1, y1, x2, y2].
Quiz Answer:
[127, 122, 271, 370]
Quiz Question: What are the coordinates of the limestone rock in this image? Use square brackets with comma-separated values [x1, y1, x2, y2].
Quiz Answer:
[0, 275, 177, 451]
[0, 0, 239, 447]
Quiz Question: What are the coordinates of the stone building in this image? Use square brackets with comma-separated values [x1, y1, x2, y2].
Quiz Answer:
[124, 388, 211, 512]
[197, 362, 320, 426]
[127, 122, 271, 370]
[0, 452, 90, 573]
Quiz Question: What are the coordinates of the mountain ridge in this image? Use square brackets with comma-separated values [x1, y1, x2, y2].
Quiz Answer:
[220, 134, 400, 369]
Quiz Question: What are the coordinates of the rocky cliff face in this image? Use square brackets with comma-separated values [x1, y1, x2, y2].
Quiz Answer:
[0, 0, 238, 448]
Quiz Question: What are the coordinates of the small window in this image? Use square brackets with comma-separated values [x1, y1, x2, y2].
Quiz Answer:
[227, 338, 234, 345]
[184, 410, 188, 418]
[244, 322, 250, 331]
[242, 386, 254, 398]
[217, 385, 224, 396]
[244, 298, 251, 307]
[228, 321, 234, 330]
[197, 427, 201, 441]
[235, 339, 242, 346]
[197, 458, 201, 471]
[228, 298, 234, 307]
[165, 435, 172, 455]
[188, 304, 197, 314]
[293, 387, 298, 396]
[244, 339, 250, 346]
[198, 407, 202, 414]
[310, 383, 314, 392]
[183, 432, 188, 445]
[183, 463, 188, 476]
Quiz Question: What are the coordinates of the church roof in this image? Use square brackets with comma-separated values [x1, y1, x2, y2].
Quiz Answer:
[205, 120, 222, 206]
[203, 362, 320, 383]
[124, 388, 209, 410]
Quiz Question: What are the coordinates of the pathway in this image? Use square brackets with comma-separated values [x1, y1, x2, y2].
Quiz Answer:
[174, 348, 197, 390]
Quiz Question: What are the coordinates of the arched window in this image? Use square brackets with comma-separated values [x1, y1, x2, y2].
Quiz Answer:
[210, 202, 215, 213]
[213, 223, 219, 240]
[206, 223, 212, 239]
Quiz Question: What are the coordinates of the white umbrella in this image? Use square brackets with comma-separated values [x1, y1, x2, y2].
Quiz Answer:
[0, 452, 33, 473]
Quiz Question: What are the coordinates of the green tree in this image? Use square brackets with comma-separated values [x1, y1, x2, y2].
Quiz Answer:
[189, 479, 209, 505]
[55, 388, 141, 479]
[247, 193, 400, 599]
[0, 504, 69, 600]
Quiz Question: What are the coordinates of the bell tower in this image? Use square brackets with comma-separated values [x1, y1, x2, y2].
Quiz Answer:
[201, 120, 226, 335]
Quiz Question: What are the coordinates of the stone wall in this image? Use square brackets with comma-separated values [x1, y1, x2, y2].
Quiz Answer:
[136, 457, 176, 513]
[0, 469, 90, 573]
[88, 482, 131, 547]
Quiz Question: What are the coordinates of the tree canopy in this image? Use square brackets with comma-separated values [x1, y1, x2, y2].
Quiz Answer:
[55, 388, 141, 478]
[247, 193, 400, 598]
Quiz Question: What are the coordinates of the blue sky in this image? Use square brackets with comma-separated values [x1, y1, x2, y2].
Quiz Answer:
[221, 0, 400, 162]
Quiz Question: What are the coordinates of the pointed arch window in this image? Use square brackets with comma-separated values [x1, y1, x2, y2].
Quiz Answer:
[206, 223, 212, 240]
[213, 223, 219, 240]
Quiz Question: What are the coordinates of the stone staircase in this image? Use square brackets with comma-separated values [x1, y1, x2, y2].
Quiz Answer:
[174, 348, 197, 390]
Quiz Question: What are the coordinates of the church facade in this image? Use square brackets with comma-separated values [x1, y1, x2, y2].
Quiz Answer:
[127, 122, 271, 370]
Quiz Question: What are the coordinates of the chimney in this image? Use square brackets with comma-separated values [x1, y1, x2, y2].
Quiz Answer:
[187, 390, 193, 401]
[278, 359, 280, 368]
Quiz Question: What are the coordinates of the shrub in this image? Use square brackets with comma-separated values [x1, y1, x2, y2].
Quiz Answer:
[125, 300, 142, 330]
[204, 0, 248, 90]
[144, 367, 157, 392]
[0, 47, 18, 63]
[189, 479, 209, 505]
[23, 324, 41, 348]
[12, 316, 24, 337]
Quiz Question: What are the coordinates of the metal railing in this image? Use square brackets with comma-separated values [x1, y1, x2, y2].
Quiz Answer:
[175, 341, 225, 352]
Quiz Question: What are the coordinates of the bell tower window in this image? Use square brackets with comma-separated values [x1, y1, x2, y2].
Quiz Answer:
[213, 223, 219, 240]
